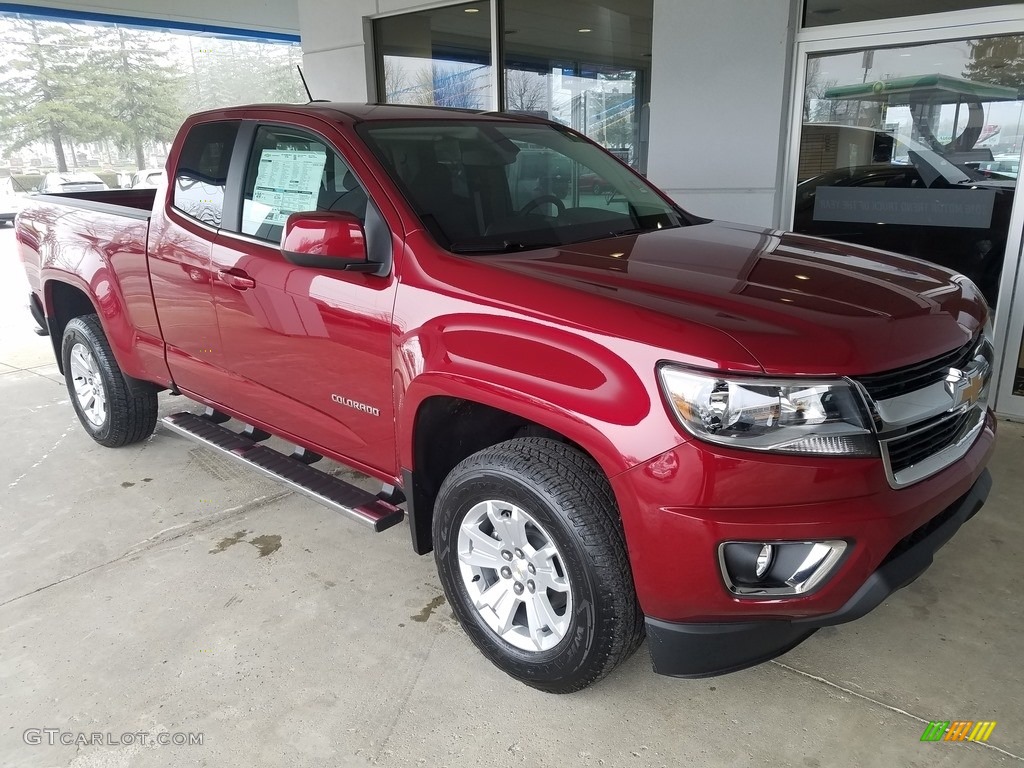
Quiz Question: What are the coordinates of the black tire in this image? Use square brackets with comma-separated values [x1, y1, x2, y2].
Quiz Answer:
[433, 437, 644, 693]
[62, 314, 158, 447]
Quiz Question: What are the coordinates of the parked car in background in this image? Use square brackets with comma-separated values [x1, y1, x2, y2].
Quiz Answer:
[131, 169, 166, 189]
[0, 177, 29, 226]
[977, 154, 1020, 179]
[577, 171, 611, 195]
[36, 172, 110, 195]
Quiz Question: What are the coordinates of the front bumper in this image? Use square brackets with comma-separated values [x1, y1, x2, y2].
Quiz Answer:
[644, 469, 991, 676]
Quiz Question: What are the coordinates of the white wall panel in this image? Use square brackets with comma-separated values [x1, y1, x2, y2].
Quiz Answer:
[302, 45, 372, 101]
[663, 190, 778, 228]
[298, 0, 374, 54]
[647, 0, 797, 227]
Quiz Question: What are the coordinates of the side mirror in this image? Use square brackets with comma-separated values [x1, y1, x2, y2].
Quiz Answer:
[281, 211, 378, 272]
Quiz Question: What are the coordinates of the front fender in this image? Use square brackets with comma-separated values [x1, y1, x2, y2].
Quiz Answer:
[395, 312, 687, 478]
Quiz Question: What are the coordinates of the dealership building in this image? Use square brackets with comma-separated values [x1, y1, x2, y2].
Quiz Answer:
[6, 0, 1024, 417]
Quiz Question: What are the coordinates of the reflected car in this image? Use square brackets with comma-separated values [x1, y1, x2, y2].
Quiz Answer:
[578, 172, 611, 195]
[976, 155, 1019, 180]
[0, 177, 31, 226]
[131, 169, 166, 189]
[793, 162, 1013, 307]
[36, 172, 110, 194]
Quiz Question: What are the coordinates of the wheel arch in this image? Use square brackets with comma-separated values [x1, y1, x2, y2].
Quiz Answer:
[400, 379, 629, 555]
[44, 278, 99, 374]
[44, 277, 162, 396]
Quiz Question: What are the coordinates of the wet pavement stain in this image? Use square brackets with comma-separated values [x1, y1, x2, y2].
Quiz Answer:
[249, 534, 281, 557]
[411, 594, 446, 623]
[308, 571, 337, 589]
[210, 530, 249, 554]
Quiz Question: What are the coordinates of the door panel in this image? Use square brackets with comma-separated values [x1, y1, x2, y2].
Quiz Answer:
[209, 122, 398, 474]
[147, 212, 221, 394]
[149, 120, 241, 395]
[210, 234, 397, 472]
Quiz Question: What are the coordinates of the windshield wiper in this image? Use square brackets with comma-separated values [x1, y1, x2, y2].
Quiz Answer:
[606, 227, 646, 238]
[448, 240, 558, 254]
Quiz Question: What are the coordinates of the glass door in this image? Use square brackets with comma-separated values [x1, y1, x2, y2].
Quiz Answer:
[786, 22, 1024, 417]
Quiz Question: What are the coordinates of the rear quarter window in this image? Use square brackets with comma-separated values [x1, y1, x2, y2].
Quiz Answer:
[173, 121, 240, 227]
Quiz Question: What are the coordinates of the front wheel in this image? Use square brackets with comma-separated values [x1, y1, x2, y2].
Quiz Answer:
[433, 437, 643, 693]
[62, 314, 158, 447]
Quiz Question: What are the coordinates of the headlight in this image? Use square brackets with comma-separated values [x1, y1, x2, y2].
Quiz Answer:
[657, 365, 877, 456]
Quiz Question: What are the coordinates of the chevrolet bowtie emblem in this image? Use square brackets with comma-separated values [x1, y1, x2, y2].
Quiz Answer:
[945, 366, 987, 412]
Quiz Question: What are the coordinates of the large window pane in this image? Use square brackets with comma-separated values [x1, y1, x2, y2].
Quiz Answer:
[375, 2, 492, 109]
[793, 35, 1024, 309]
[0, 13, 301, 184]
[804, 1, 1020, 27]
[502, 0, 652, 174]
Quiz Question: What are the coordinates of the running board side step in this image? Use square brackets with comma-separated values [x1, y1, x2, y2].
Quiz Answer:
[160, 412, 405, 532]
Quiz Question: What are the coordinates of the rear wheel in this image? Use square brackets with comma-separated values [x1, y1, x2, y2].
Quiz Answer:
[62, 314, 158, 447]
[433, 437, 643, 693]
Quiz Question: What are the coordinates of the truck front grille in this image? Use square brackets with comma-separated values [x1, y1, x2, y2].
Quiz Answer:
[857, 335, 980, 401]
[884, 411, 974, 475]
[878, 406, 986, 488]
[858, 332, 992, 489]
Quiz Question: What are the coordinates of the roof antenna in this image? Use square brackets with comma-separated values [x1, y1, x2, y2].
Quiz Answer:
[297, 65, 314, 103]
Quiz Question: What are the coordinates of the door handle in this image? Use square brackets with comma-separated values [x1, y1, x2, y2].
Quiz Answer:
[219, 269, 255, 290]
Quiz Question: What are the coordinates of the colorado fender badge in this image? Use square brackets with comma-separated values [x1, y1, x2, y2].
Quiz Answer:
[331, 394, 380, 417]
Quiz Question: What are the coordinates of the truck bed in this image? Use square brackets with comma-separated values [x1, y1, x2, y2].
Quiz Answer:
[28, 188, 157, 220]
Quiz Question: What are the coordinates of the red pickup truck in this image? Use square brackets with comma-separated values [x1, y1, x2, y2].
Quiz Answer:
[15, 103, 995, 693]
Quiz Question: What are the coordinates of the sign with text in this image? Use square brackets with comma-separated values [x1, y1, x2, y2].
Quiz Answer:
[813, 187, 996, 229]
[252, 149, 326, 226]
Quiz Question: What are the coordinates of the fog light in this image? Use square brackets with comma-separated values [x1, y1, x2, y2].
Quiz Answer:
[719, 540, 847, 597]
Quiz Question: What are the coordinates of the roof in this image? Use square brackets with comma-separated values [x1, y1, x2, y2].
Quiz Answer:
[190, 101, 553, 126]
[824, 74, 1019, 104]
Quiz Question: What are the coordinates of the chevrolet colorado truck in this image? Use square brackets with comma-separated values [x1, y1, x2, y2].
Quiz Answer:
[15, 103, 995, 693]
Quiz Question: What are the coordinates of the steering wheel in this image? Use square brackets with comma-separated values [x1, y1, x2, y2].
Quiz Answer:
[519, 195, 565, 216]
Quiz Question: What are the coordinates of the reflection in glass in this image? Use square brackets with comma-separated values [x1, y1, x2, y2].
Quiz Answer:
[375, 2, 492, 109]
[360, 120, 682, 253]
[502, 0, 652, 173]
[803, 0, 1019, 28]
[794, 35, 1024, 309]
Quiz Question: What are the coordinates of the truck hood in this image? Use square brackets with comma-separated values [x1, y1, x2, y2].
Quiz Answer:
[485, 221, 986, 376]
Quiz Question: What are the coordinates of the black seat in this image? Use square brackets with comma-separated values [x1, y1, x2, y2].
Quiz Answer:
[408, 161, 479, 243]
[319, 171, 368, 219]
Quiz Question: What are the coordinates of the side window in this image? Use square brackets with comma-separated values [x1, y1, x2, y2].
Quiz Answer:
[172, 121, 240, 227]
[240, 125, 369, 244]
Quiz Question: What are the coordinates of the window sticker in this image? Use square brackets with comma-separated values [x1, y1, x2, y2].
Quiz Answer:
[251, 149, 327, 226]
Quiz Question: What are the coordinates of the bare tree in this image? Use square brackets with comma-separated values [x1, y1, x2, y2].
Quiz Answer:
[803, 57, 838, 122]
[414, 64, 487, 109]
[381, 57, 410, 103]
[505, 69, 547, 112]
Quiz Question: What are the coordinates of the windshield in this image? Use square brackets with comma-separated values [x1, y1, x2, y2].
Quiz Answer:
[359, 120, 686, 253]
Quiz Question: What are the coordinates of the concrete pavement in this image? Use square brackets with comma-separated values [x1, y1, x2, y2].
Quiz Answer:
[1, 226, 1021, 768]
